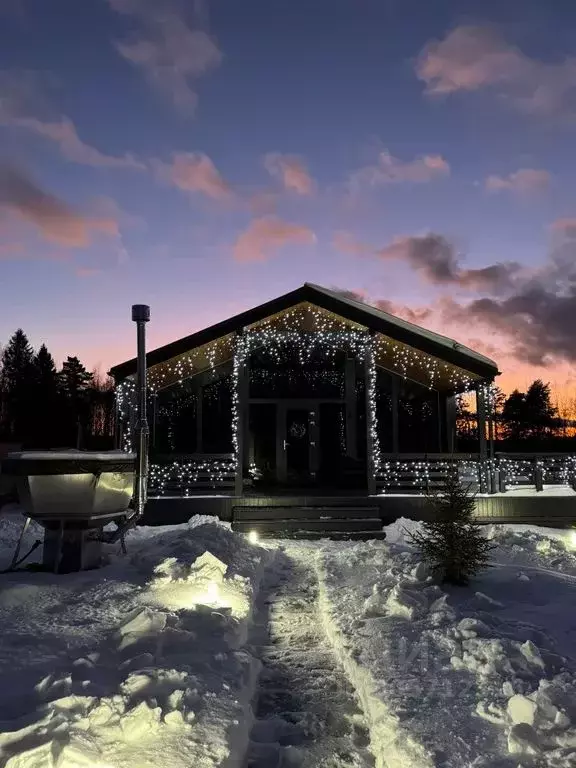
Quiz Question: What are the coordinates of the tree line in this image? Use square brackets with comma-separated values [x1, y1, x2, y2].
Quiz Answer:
[457, 379, 574, 450]
[0, 329, 116, 450]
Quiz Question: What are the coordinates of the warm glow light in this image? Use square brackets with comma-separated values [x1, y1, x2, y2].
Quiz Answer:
[566, 529, 576, 551]
[247, 529, 259, 544]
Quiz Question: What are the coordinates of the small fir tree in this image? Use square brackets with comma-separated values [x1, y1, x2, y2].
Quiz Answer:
[408, 474, 494, 585]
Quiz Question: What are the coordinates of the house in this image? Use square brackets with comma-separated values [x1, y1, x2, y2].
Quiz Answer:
[110, 284, 500, 509]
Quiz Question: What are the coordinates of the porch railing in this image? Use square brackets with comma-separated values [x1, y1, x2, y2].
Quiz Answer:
[376, 452, 576, 494]
[148, 454, 236, 495]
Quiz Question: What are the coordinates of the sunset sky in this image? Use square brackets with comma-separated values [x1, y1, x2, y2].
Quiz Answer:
[1, 0, 576, 399]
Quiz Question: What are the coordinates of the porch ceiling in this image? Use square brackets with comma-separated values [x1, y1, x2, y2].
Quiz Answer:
[131, 301, 487, 394]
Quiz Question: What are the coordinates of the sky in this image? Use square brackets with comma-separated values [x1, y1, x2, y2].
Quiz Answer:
[1, 0, 576, 401]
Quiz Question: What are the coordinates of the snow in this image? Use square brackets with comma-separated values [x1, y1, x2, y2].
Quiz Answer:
[2, 504, 576, 767]
[315, 519, 576, 767]
[6, 451, 136, 461]
[0, 509, 266, 767]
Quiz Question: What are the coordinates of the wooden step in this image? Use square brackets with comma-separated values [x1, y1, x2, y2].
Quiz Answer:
[232, 518, 383, 533]
[232, 506, 378, 521]
[248, 529, 388, 541]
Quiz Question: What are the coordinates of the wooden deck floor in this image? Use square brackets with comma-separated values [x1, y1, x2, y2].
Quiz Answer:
[143, 491, 576, 529]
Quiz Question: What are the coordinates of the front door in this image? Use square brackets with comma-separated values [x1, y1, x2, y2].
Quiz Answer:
[285, 407, 311, 484]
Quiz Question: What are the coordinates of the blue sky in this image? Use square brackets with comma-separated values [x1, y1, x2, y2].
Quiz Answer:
[1, 0, 576, 396]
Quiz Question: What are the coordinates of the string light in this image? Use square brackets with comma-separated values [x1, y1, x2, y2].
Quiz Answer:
[115, 302, 488, 493]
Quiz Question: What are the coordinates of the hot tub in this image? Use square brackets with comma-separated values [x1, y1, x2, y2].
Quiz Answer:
[2, 451, 136, 572]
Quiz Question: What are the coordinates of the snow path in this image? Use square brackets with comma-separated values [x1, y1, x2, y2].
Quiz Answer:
[245, 546, 376, 768]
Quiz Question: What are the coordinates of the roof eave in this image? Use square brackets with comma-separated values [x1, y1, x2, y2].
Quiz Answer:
[109, 283, 499, 382]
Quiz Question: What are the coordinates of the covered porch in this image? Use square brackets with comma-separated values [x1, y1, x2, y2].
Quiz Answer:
[111, 284, 501, 500]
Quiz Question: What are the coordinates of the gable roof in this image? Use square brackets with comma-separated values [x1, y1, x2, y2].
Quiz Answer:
[109, 283, 499, 381]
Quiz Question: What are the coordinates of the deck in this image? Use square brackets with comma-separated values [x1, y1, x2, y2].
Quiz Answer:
[143, 486, 576, 531]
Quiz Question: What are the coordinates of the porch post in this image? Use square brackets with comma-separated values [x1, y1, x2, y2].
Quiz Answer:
[234, 330, 249, 497]
[345, 354, 357, 459]
[476, 382, 488, 493]
[195, 386, 203, 452]
[438, 393, 457, 453]
[391, 375, 399, 454]
[364, 330, 377, 495]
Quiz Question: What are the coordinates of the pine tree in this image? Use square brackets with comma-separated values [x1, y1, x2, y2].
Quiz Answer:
[0, 329, 36, 443]
[524, 380, 556, 440]
[32, 344, 62, 447]
[59, 356, 93, 447]
[408, 475, 494, 585]
[502, 389, 527, 441]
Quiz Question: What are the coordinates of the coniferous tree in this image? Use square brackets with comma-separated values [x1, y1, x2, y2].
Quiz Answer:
[408, 475, 494, 585]
[59, 356, 93, 447]
[524, 380, 556, 440]
[32, 344, 62, 447]
[0, 329, 36, 444]
[502, 389, 527, 441]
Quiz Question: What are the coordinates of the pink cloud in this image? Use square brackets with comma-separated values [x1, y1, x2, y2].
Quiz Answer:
[416, 25, 576, 116]
[0, 164, 119, 248]
[551, 217, 576, 237]
[154, 152, 232, 201]
[264, 153, 316, 196]
[485, 168, 551, 195]
[76, 267, 101, 277]
[350, 150, 450, 191]
[233, 216, 315, 262]
[332, 231, 373, 257]
[0, 70, 143, 169]
[109, 0, 222, 113]
[11, 116, 144, 169]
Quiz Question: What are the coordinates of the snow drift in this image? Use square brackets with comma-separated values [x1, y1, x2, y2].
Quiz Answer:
[316, 520, 576, 768]
[0, 516, 266, 768]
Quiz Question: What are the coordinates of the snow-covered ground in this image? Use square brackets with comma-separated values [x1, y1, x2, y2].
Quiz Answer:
[1, 506, 575, 767]
[0, 508, 266, 767]
[316, 519, 576, 768]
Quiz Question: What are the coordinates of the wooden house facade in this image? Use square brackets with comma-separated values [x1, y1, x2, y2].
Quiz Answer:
[110, 284, 501, 504]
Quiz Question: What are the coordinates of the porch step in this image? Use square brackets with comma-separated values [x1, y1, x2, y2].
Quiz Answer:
[232, 505, 377, 520]
[231, 506, 385, 540]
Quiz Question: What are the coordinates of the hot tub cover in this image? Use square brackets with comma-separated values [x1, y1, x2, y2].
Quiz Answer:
[2, 451, 136, 476]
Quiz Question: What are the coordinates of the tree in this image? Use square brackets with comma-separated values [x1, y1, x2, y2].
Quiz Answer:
[502, 389, 527, 441]
[32, 344, 62, 447]
[408, 475, 494, 585]
[0, 329, 36, 443]
[490, 385, 506, 441]
[59, 356, 93, 447]
[524, 380, 556, 440]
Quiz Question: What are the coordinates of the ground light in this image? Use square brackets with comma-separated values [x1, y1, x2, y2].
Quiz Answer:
[247, 530, 259, 545]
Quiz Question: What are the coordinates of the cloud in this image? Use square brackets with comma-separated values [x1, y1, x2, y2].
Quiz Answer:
[550, 217, 576, 238]
[332, 231, 374, 257]
[154, 152, 232, 200]
[0, 70, 143, 169]
[350, 150, 450, 191]
[0, 164, 119, 247]
[416, 24, 576, 116]
[388, 225, 576, 367]
[377, 232, 521, 293]
[233, 215, 315, 262]
[264, 153, 316, 196]
[12, 116, 144, 169]
[485, 168, 550, 195]
[109, 0, 222, 112]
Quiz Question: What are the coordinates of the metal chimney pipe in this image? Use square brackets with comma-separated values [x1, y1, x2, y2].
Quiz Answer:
[132, 304, 150, 521]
